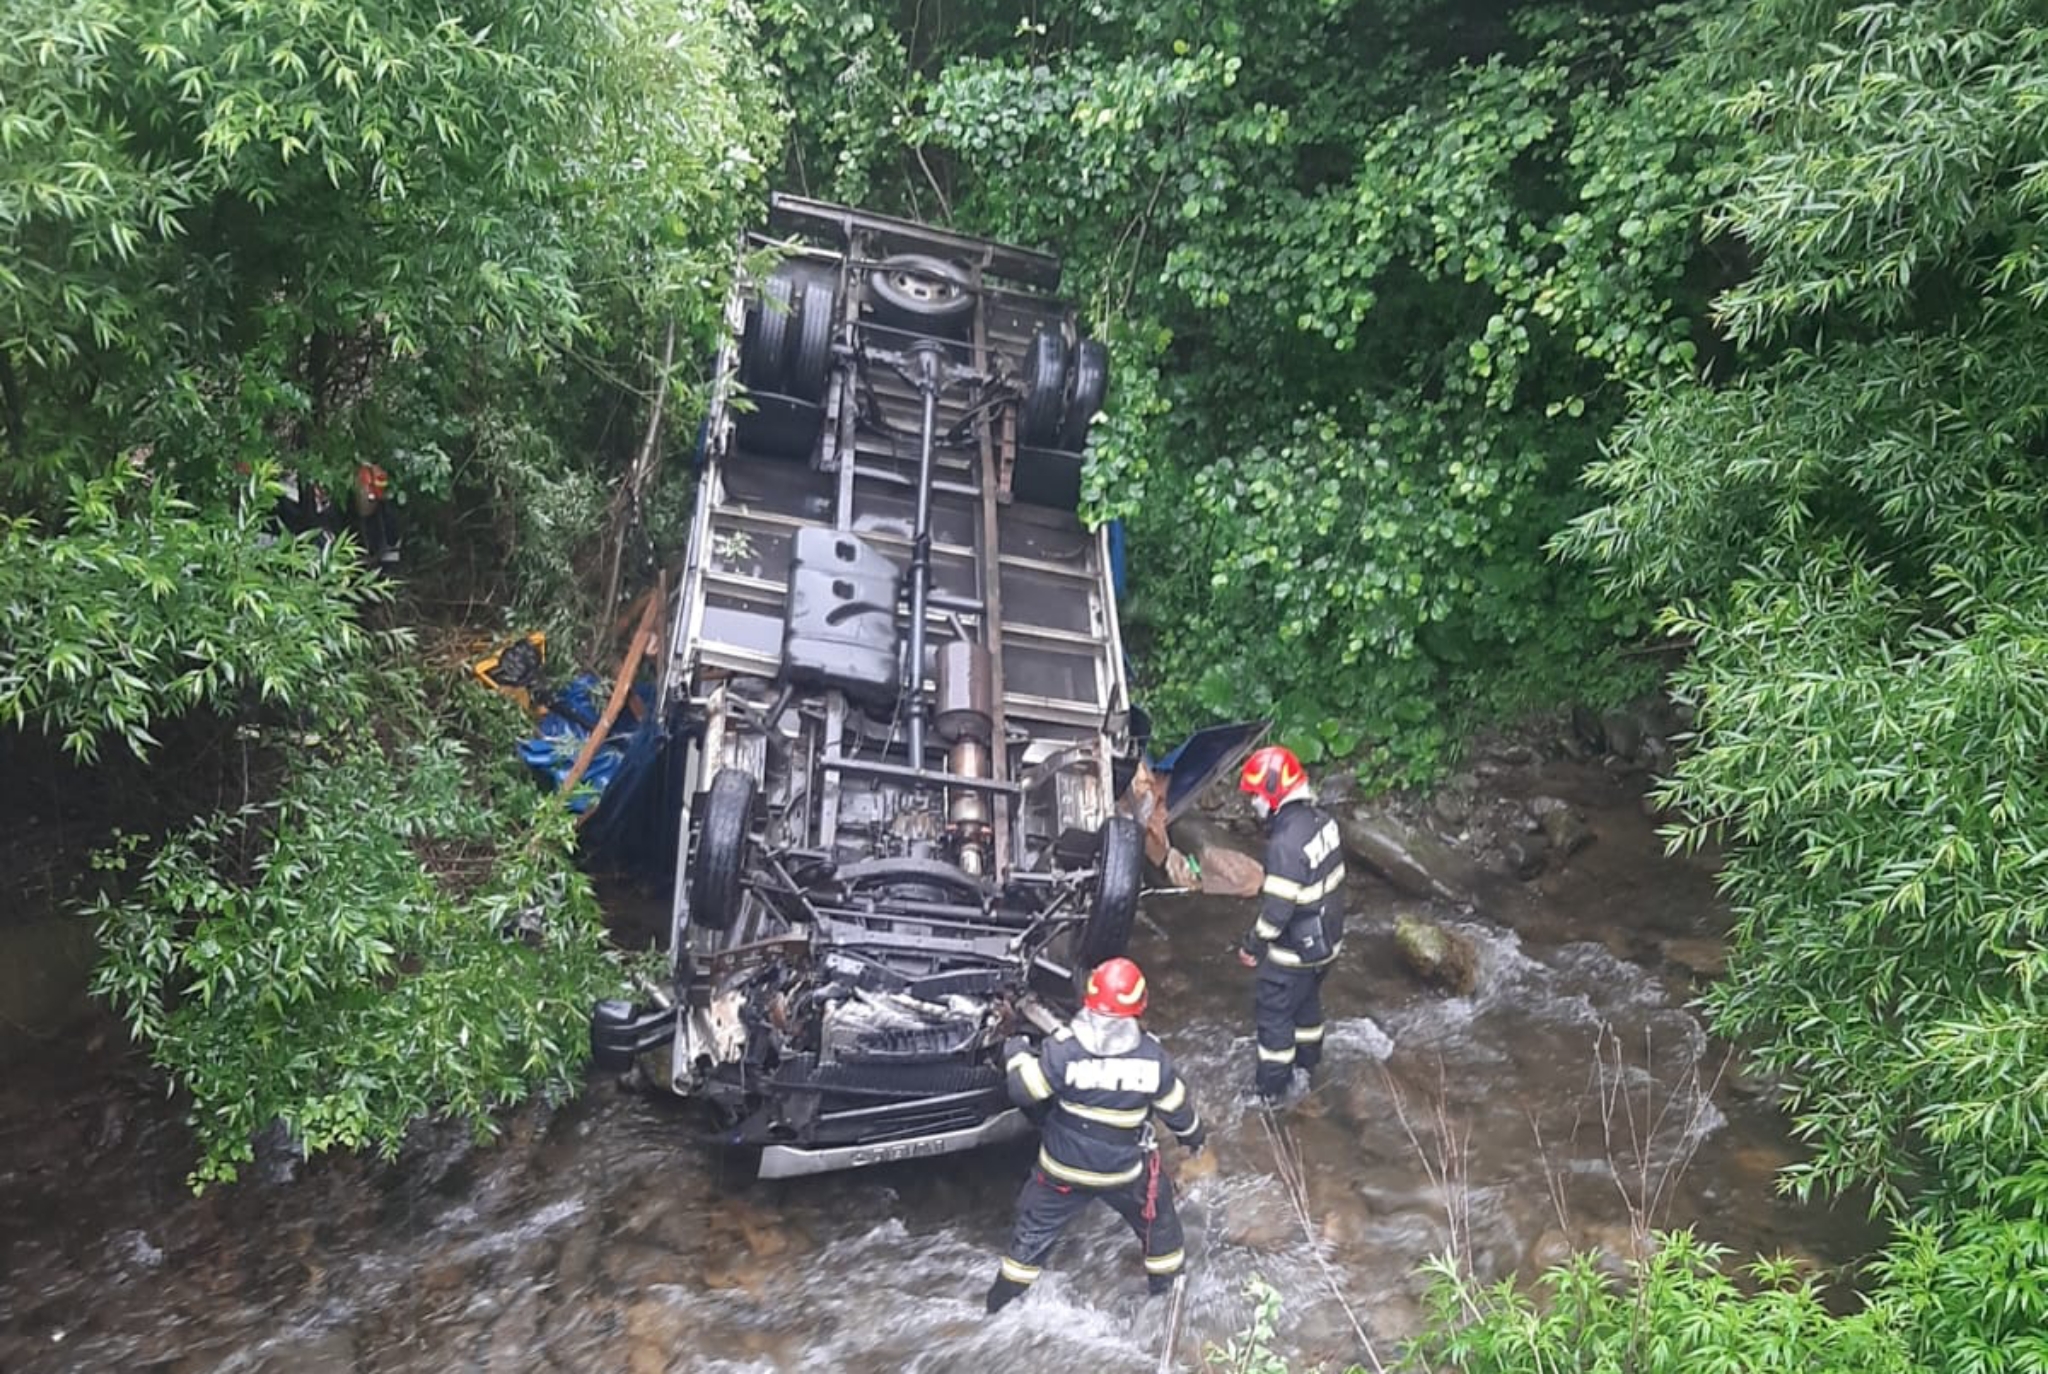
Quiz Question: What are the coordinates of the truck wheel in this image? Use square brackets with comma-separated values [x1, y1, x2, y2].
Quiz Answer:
[741, 273, 793, 391]
[1019, 328, 1067, 448]
[1059, 339, 1109, 451]
[867, 253, 975, 333]
[690, 768, 756, 932]
[1076, 816, 1141, 968]
[787, 280, 836, 402]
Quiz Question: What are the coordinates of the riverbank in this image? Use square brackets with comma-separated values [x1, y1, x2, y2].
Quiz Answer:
[0, 701, 1886, 1373]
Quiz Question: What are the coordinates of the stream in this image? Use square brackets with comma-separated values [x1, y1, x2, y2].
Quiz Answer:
[0, 754, 1879, 1373]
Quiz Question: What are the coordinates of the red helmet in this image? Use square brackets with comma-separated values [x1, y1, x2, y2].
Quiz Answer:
[1238, 744, 1308, 812]
[1082, 957, 1148, 1018]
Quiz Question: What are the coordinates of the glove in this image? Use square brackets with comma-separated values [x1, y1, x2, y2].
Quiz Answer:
[1181, 1125, 1208, 1158]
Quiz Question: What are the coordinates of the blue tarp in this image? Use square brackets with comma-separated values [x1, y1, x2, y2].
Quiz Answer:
[518, 673, 655, 814]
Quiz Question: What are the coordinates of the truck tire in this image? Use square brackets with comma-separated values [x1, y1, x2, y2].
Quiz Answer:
[1059, 339, 1109, 451]
[690, 768, 756, 932]
[867, 253, 975, 334]
[741, 273, 793, 391]
[1076, 816, 1141, 968]
[787, 280, 836, 402]
[1019, 327, 1067, 448]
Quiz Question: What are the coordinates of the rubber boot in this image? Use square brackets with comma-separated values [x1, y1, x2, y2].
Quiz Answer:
[1148, 1272, 1178, 1297]
[986, 1274, 1030, 1315]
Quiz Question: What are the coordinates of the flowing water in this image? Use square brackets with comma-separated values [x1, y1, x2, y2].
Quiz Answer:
[0, 760, 1878, 1373]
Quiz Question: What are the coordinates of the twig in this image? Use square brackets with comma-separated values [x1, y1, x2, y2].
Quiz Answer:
[598, 319, 677, 645]
[1255, 1106, 1388, 1374]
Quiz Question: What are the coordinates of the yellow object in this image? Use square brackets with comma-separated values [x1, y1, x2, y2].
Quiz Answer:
[470, 631, 548, 714]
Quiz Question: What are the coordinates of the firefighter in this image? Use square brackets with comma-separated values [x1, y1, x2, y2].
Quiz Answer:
[985, 957, 1206, 1315]
[1235, 744, 1346, 1105]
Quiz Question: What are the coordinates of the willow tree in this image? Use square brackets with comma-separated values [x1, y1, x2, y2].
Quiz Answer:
[3, 0, 779, 1185]
[1558, 2, 2048, 1364]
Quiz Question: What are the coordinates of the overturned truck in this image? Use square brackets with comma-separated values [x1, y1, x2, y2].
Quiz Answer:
[590, 196, 1245, 1179]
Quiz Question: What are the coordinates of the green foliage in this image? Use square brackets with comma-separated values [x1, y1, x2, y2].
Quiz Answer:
[1535, 3, 2048, 1371]
[0, 464, 386, 762]
[4, 0, 774, 1187]
[1556, 0, 2048, 1212]
[1205, 1276, 1366, 1374]
[762, 0, 1711, 772]
[1877, 1165, 2048, 1374]
[1416, 1230, 1917, 1374]
[2, 0, 775, 554]
[89, 701, 623, 1189]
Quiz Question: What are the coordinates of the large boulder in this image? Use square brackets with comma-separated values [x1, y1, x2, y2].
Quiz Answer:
[1336, 807, 1482, 902]
[1392, 914, 1479, 995]
[1165, 812, 1268, 897]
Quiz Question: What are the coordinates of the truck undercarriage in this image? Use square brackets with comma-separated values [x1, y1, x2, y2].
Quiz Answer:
[589, 197, 1246, 1178]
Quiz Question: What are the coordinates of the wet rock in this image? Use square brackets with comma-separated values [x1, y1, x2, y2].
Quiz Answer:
[484, 1286, 543, 1370]
[251, 1118, 307, 1186]
[1530, 798, 1594, 861]
[1601, 710, 1644, 761]
[1578, 1222, 1658, 1279]
[1478, 830, 1549, 880]
[1166, 813, 1267, 897]
[89, 1097, 132, 1155]
[1567, 704, 1607, 758]
[1431, 788, 1472, 827]
[1316, 768, 1361, 810]
[258, 1329, 359, 1374]
[1219, 1193, 1297, 1252]
[1525, 1227, 1575, 1275]
[1724, 1056, 1782, 1101]
[737, 1213, 790, 1259]
[554, 1227, 600, 1294]
[1638, 733, 1675, 773]
[1336, 808, 1480, 902]
[1658, 938, 1727, 978]
[1175, 1149, 1218, 1189]
[624, 1296, 692, 1374]
[1392, 915, 1479, 996]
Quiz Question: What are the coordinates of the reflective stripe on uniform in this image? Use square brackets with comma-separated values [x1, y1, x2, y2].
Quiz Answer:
[1253, 915, 1285, 940]
[1000, 1256, 1042, 1284]
[1256, 1043, 1296, 1064]
[1038, 1147, 1143, 1188]
[1154, 1078, 1186, 1113]
[1008, 1052, 1053, 1101]
[1262, 867, 1344, 909]
[1144, 1248, 1186, 1275]
[1266, 940, 1343, 969]
[1295, 1023, 1325, 1043]
[1261, 873, 1305, 903]
[1059, 1099, 1149, 1128]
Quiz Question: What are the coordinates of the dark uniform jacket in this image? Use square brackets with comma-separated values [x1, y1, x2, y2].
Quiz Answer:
[1242, 797, 1346, 969]
[1004, 1022, 1204, 1188]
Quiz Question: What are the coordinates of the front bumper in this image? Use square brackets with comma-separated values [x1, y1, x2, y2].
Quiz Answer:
[756, 1107, 1032, 1178]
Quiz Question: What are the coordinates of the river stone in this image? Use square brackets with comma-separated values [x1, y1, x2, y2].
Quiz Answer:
[1219, 1193, 1297, 1252]
[624, 1297, 692, 1374]
[1525, 1227, 1575, 1275]
[1658, 937, 1727, 977]
[1568, 704, 1607, 757]
[1392, 915, 1479, 996]
[1531, 798, 1594, 860]
[1479, 829, 1549, 880]
[1336, 809, 1480, 902]
[1600, 709, 1644, 761]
